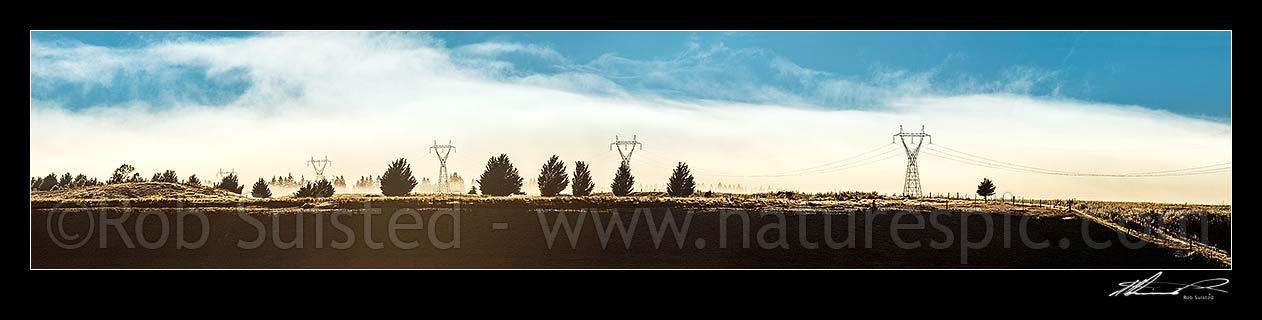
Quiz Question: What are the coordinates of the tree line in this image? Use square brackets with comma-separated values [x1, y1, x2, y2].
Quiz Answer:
[472, 154, 695, 197]
[30, 155, 700, 199]
[31, 160, 1002, 200]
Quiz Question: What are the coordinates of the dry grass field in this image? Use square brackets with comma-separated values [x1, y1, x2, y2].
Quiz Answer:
[31, 182, 1136, 214]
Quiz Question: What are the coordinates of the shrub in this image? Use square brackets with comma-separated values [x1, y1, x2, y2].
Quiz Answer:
[185, 174, 201, 186]
[666, 162, 696, 197]
[571, 161, 594, 196]
[379, 158, 418, 196]
[295, 179, 335, 198]
[251, 178, 272, 198]
[468, 185, 478, 194]
[536, 155, 569, 196]
[153, 170, 179, 183]
[611, 162, 634, 196]
[214, 173, 245, 194]
[477, 154, 523, 196]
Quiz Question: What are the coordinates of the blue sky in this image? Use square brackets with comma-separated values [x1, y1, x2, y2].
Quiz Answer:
[31, 31, 1231, 119]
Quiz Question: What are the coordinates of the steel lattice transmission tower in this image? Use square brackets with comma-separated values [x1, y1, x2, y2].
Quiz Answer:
[892, 125, 931, 197]
[430, 140, 457, 193]
[216, 168, 236, 180]
[307, 156, 332, 180]
[610, 135, 643, 167]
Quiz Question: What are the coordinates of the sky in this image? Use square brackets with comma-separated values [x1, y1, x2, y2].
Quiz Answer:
[29, 31, 1232, 203]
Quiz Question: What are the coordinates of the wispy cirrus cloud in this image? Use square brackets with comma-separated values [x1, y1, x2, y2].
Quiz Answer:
[456, 41, 565, 61]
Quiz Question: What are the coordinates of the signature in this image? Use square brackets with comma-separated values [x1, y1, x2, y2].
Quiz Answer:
[1109, 272, 1229, 297]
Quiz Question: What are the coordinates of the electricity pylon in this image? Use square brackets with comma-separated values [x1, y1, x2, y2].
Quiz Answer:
[610, 135, 642, 167]
[216, 168, 236, 180]
[893, 125, 931, 197]
[307, 156, 332, 180]
[430, 140, 456, 193]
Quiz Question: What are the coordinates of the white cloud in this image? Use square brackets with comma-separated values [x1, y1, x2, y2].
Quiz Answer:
[514, 72, 630, 97]
[29, 32, 1231, 203]
[30, 41, 154, 87]
[456, 41, 564, 61]
[770, 56, 828, 85]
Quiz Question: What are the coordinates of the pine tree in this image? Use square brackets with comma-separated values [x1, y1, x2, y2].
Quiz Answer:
[186, 174, 202, 186]
[251, 178, 272, 198]
[536, 155, 569, 196]
[57, 172, 73, 189]
[977, 178, 996, 200]
[611, 162, 634, 196]
[477, 154, 524, 196]
[571, 161, 594, 196]
[355, 176, 376, 190]
[419, 177, 432, 193]
[214, 173, 245, 194]
[448, 172, 465, 193]
[666, 162, 696, 197]
[379, 158, 418, 196]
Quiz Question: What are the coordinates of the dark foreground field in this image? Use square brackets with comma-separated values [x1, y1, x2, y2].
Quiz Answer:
[30, 183, 1229, 268]
[31, 205, 1227, 268]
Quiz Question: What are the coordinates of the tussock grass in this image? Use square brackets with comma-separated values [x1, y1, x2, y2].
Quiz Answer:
[31, 182, 243, 200]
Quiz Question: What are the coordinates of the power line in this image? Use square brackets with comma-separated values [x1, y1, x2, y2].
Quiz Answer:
[923, 147, 1074, 175]
[751, 143, 896, 176]
[759, 148, 901, 177]
[600, 133, 1228, 181]
[1126, 162, 1232, 175]
[669, 145, 896, 177]
[922, 146, 1230, 177]
[929, 144, 1079, 175]
[679, 146, 901, 178]
[928, 144, 1231, 177]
